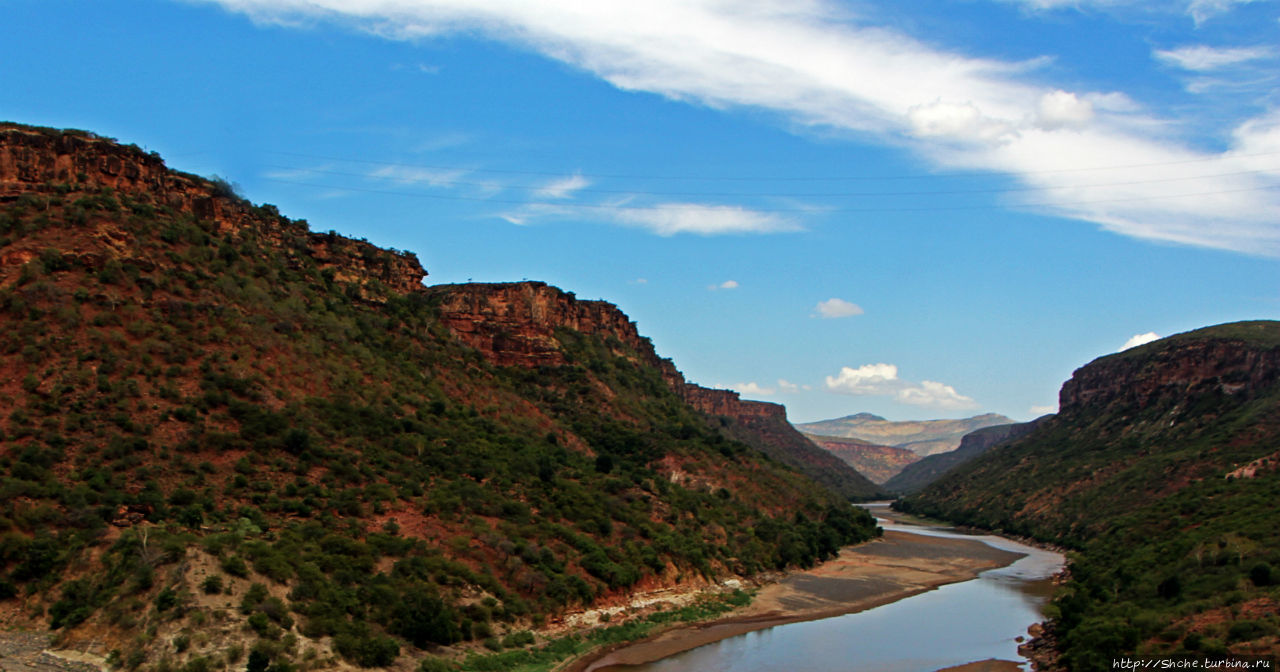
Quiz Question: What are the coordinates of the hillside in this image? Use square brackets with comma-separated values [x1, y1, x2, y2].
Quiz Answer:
[0, 123, 879, 671]
[900, 322, 1280, 669]
[801, 434, 918, 484]
[424, 281, 885, 501]
[882, 418, 1044, 494]
[795, 412, 1013, 457]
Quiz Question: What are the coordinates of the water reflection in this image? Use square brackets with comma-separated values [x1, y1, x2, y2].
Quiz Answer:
[605, 505, 1063, 672]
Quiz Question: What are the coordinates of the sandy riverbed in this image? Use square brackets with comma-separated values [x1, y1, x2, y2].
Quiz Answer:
[566, 529, 1027, 672]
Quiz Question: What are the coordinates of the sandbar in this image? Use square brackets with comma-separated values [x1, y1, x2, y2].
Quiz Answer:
[567, 528, 1026, 672]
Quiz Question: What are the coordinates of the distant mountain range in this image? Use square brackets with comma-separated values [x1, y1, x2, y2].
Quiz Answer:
[795, 412, 1015, 457]
[795, 412, 1015, 483]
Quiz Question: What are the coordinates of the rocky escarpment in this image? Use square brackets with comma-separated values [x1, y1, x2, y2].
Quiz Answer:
[1059, 322, 1280, 417]
[427, 281, 886, 499]
[0, 123, 424, 296]
[803, 434, 919, 484]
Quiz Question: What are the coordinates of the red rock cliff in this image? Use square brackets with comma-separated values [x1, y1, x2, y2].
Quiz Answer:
[0, 123, 425, 295]
[426, 280, 778, 416]
[1060, 331, 1280, 416]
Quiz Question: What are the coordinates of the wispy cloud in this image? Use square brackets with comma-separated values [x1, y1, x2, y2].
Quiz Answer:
[1154, 45, 1274, 71]
[995, 0, 1263, 25]
[709, 279, 740, 291]
[825, 363, 980, 411]
[369, 165, 468, 188]
[813, 298, 864, 318]
[536, 173, 590, 199]
[199, 0, 1280, 255]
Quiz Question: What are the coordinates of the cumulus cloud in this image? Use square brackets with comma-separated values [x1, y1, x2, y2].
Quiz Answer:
[814, 298, 864, 318]
[733, 381, 775, 396]
[536, 173, 590, 199]
[199, 0, 1280, 255]
[777, 379, 802, 393]
[708, 279, 740, 291]
[1120, 331, 1161, 350]
[1154, 45, 1275, 71]
[825, 363, 979, 410]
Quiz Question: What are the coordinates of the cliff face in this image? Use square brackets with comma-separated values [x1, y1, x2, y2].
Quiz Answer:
[427, 280, 885, 499]
[0, 123, 425, 296]
[426, 281, 673, 372]
[1059, 336, 1280, 417]
[804, 434, 920, 485]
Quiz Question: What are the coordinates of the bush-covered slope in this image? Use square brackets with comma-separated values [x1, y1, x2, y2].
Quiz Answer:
[900, 322, 1280, 669]
[0, 123, 878, 671]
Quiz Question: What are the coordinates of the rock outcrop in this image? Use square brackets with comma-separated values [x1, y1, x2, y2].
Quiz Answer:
[426, 280, 886, 499]
[0, 123, 425, 296]
[803, 434, 919, 485]
[1059, 325, 1280, 416]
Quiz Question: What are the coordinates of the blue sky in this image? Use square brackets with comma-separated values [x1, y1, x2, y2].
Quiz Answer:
[5, 0, 1278, 422]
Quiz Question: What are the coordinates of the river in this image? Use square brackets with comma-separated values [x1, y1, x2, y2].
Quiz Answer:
[596, 504, 1063, 672]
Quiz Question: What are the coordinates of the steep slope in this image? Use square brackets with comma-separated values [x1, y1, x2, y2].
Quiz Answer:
[901, 322, 1280, 669]
[0, 123, 879, 671]
[425, 282, 886, 500]
[801, 434, 918, 484]
[795, 412, 1014, 456]
[883, 418, 1045, 494]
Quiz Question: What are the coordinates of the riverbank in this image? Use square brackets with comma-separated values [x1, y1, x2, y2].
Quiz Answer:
[565, 528, 1027, 672]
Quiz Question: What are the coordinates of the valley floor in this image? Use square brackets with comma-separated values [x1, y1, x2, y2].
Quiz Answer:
[565, 528, 1026, 672]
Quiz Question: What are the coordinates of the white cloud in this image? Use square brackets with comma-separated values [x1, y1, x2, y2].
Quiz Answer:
[826, 363, 902, 396]
[897, 380, 981, 411]
[369, 165, 468, 188]
[824, 363, 979, 410]
[497, 201, 799, 236]
[612, 203, 800, 236]
[199, 0, 1280, 255]
[708, 279, 740, 291]
[1120, 331, 1161, 350]
[1029, 404, 1058, 415]
[1036, 90, 1095, 130]
[777, 379, 802, 393]
[733, 381, 775, 396]
[814, 298, 864, 318]
[536, 173, 590, 199]
[1154, 45, 1275, 71]
[996, 0, 1262, 24]
[1187, 0, 1263, 24]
